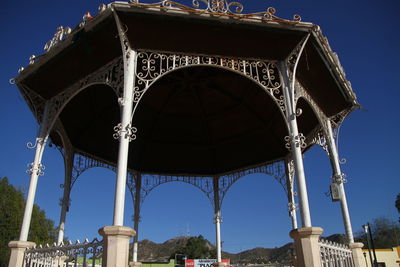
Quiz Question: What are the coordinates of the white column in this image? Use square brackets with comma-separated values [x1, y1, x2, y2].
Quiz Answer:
[20, 136, 47, 241]
[279, 62, 312, 228]
[113, 49, 136, 226]
[132, 173, 141, 262]
[57, 153, 74, 244]
[326, 119, 354, 243]
[213, 177, 222, 262]
[285, 159, 298, 229]
[215, 211, 222, 262]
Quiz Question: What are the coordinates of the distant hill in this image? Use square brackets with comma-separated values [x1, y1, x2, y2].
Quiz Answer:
[132, 236, 294, 264]
[132, 234, 347, 264]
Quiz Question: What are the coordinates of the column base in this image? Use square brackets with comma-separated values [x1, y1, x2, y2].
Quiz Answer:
[8, 241, 36, 267]
[99, 226, 136, 267]
[349, 242, 366, 267]
[290, 227, 323, 267]
[129, 262, 142, 267]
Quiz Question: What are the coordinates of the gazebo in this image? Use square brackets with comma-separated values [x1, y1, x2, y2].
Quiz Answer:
[8, 1, 365, 267]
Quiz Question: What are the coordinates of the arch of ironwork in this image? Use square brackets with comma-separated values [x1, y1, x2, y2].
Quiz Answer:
[41, 57, 124, 139]
[126, 160, 288, 210]
[130, 50, 287, 121]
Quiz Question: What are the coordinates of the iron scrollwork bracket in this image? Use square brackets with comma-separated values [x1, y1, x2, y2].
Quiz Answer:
[113, 123, 137, 141]
[285, 133, 306, 151]
[26, 163, 45, 176]
[214, 214, 223, 224]
[332, 173, 347, 184]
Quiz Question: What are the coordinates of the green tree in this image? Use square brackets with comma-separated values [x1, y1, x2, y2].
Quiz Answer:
[0, 177, 57, 267]
[172, 235, 216, 261]
[396, 193, 400, 213]
[354, 217, 400, 249]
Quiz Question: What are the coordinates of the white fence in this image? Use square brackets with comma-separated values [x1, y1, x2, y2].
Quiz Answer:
[23, 238, 103, 267]
[319, 239, 354, 267]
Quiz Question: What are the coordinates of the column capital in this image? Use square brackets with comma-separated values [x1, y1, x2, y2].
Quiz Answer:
[99, 225, 136, 238]
[349, 242, 364, 249]
[290, 227, 323, 239]
[129, 262, 143, 267]
[8, 240, 36, 249]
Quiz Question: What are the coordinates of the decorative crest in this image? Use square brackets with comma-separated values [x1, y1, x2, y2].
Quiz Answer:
[129, 0, 301, 23]
[44, 26, 72, 52]
[192, 0, 243, 14]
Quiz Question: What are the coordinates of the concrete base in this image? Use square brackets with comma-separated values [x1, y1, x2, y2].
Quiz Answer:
[290, 227, 323, 267]
[129, 262, 143, 267]
[212, 262, 227, 267]
[8, 241, 36, 267]
[99, 226, 136, 267]
[349, 242, 366, 267]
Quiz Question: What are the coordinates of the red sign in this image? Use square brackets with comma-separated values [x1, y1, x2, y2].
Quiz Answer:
[185, 259, 230, 267]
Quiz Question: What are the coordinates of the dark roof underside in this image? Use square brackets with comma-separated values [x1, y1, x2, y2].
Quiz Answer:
[18, 5, 355, 175]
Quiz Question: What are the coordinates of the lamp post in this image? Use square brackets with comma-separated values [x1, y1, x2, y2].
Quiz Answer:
[363, 223, 378, 267]
[362, 224, 373, 267]
[363, 252, 368, 267]
[368, 223, 378, 267]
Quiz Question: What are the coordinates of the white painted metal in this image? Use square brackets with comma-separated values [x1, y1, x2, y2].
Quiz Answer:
[57, 153, 74, 244]
[319, 238, 354, 267]
[285, 159, 298, 229]
[279, 61, 312, 228]
[215, 211, 222, 262]
[326, 120, 354, 243]
[113, 50, 136, 226]
[133, 173, 142, 262]
[20, 137, 47, 241]
[113, 12, 137, 226]
[213, 177, 222, 262]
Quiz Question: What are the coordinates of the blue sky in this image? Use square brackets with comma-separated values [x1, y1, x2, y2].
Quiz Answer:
[1, 0, 399, 253]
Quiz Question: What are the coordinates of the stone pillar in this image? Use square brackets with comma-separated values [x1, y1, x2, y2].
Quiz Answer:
[129, 262, 143, 267]
[99, 226, 136, 267]
[290, 227, 323, 267]
[8, 241, 35, 267]
[349, 242, 366, 267]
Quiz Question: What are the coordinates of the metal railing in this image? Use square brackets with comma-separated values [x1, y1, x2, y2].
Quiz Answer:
[319, 239, 354, 267]
[23, 238, 103, 267]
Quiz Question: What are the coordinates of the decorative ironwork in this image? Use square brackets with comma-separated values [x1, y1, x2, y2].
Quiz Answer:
[43, 56, 124, 139]
[192, 0, 243, 14]
[319, 239, 354, 267]
[313, 130, 329, 155]
[26, 137, 45, 150]
[286, 34, 310, 73]
[19, 83, 47, 128]
[332, 173, 347, 184]
[113, 123, 137, 141]
[288, 202, 298, 213]
[133, 51, 285, 113]
[127, 161, 288, 209]
[71, 152, 117, 189]
[127, 1, 301, 24]
[23, 238, 103, 267]
[26, 163, 45, 176]
[44, 26, 72, 52]
[285, 133, 306, 150]
[214, 214, 223, 224]
[332, 123, 347, 165]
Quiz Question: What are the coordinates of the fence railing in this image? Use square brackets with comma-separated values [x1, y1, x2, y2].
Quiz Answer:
[23, 238, 103, 267]
[319, 239, 354, 267]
